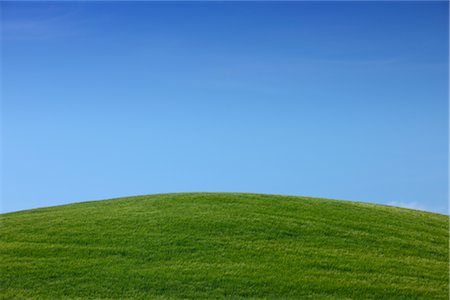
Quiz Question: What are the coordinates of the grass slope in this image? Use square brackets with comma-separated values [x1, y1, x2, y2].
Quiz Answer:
[1, 193, 448, 299]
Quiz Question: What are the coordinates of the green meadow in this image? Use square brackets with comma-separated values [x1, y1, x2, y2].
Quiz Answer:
[1, 193, 448, 299]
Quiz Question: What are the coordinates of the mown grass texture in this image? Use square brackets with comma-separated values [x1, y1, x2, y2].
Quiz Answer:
[1, 192, 448, 299]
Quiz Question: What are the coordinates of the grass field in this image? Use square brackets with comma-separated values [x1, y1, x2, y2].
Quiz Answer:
[1, 192, 448, 299]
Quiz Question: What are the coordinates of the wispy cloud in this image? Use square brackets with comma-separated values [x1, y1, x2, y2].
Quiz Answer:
[1, 4, 88, 40]
[387, 201, 427, 212]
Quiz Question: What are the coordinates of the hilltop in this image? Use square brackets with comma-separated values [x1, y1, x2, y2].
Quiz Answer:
[1, 193, 448, 299]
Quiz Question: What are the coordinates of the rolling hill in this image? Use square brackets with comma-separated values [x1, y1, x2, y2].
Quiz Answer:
[1, 192, 448, 299]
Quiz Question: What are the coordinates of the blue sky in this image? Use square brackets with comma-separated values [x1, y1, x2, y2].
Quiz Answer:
[1, 1, 448, 214]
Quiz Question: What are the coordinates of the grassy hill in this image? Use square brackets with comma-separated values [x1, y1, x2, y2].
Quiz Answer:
[1, 192, 448, 299]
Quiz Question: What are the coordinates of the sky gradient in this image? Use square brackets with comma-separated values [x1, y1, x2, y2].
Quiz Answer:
[1, 1, 448, 214]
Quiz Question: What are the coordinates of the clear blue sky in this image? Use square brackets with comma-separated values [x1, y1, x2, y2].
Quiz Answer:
[1, 1, 448, 214]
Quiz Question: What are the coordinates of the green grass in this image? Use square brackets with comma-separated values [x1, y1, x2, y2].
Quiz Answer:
[1, 192, 448, 299]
